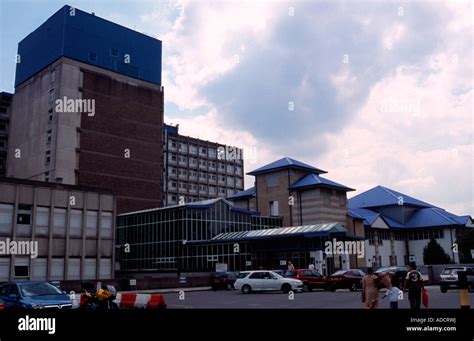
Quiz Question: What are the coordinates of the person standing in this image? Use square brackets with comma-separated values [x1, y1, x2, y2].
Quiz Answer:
[404, 262, 424, 309]
[308, 263, 315, 270]
[361, 267, 379, 309]
[383, 275, 401, 309]
[287, 261, 295, 271]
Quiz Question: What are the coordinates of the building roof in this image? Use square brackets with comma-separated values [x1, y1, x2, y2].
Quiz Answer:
[118, 197, 260, 217]
[227, 187, 256, 200]
[247, 157, 327, 176]
[186, 223, 364, 244]
[348, 185, 434, 209]
[289, 173, 354, 192]
[348, 208, 383, 226]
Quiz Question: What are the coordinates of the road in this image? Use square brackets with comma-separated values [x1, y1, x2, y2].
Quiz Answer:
[160, 286, 474, 309]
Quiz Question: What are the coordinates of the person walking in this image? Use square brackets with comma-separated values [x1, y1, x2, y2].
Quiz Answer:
[383, 275, 401, 309]
[308, 263, 315, 270]
[287, 261, 295, 271]
[404, 262, 424, 309]
[361, 267, 379, 309]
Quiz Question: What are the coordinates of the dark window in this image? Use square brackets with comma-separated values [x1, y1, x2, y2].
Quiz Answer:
[249, 272, 263, 279]
[14, 266, 29, 277]
[0, 123, 6, 131]
[17, 213, 31, 225]
[9, 285, 19, 296]
[0, 285, 10, 296]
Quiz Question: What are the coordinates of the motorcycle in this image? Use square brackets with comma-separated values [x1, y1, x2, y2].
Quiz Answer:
[81, 284, 118, 310]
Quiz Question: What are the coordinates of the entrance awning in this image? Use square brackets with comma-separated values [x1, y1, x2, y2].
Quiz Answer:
[185, 223, 364, 245]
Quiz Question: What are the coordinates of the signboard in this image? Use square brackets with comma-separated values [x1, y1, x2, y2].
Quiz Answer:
[245, 261, 252, 266]
[215, 263, 228, 272]
[409, 255, 417, 262]
[279, 260, 287, 266]
[179, 276, 187, 284]
[471, 249, 474, 259]
[129, 279, 136, 286]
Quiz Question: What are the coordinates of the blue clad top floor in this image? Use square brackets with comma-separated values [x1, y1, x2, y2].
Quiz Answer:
[289, 173, 354, 191]
[15, 5, 162, 87]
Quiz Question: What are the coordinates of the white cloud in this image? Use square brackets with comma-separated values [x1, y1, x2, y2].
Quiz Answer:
[383, 23, 406, 50]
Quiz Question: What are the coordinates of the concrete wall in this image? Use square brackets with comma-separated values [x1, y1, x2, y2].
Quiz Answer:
[0, 180, 116, 282]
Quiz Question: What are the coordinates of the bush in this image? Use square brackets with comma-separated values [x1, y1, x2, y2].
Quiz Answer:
[423, 238, 452, 264]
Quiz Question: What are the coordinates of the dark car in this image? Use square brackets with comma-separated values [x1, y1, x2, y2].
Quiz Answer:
[0, 297, 4, 310]
[439, 266, 474, 293]
[285, 269, 326, 291]
[211, 272, 238, 291]
[374, 266, 408, 289]
[0, 281, 73, 309]
[325, 269, 365, 292]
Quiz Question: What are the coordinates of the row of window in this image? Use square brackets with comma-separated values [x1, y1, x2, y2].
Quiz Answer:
[0, 203, 113, 239]
[168, 172, 243, 187]
[365, 229, 445, 245]
[167, 140, 243, 162]
[168, 155, 243, 173]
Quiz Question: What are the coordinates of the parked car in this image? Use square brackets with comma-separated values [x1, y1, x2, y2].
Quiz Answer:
[271, 270, 286, 277]
[234, 270, 303, 294]
[0, 297, 4, 310]
[0, 281, 73, 309]
[325, 269, 365, 292]
[416, 266, 430, 284]
[439, 266, 474, 293]
[374, 266, 408, 289]
[211, 272, 238, 291]
[285, 269, 326, 291]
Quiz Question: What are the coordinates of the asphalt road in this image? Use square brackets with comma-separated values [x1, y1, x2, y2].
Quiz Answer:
[161, 286, 474, 309]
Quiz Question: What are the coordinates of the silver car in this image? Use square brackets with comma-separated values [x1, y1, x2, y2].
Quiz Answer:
[234, 270, 303, 294]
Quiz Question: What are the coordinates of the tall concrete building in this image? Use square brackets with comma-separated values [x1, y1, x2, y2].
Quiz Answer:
[163, 124, 244, 206]
[6, 5, 164, 214]
[0, 92, 13, 177]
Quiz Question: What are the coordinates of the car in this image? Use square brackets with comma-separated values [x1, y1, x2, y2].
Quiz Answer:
[439, 266, 474, 293]
[0, 297, 4, 310]
[270, 270, 286, 277]
[210, 272, 238, 291]
[0, 281, 73, 309]
[325, 269, 365, 292]
[374, 266, 408, 289]
[234, 270, 303, 294]
[285, 269, 326, 291]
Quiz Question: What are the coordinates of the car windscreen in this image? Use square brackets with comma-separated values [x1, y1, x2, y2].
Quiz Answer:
[331, 270, 347, 276]
[442, 268, 464, 275]
[269, 271, 282, 278]
[237, 272, 250, 279]
[19, 282, 63, 297]
[285, 271, 296, 277]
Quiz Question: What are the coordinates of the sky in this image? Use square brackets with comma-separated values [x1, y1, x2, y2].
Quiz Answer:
[0, 0, 473, 216]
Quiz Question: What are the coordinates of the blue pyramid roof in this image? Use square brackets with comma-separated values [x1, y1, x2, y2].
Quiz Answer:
[349, 186, 434, 209]
[247, 157, 326, 175]
[289, 173, 354, 191]
[227, 187, 256, 200]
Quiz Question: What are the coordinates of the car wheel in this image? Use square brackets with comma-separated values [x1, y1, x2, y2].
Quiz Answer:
[242, 285, 251, 294]
[350, 283, 358, 292]
[303, 282, 309, 292]
[468, 284, 473, 293]
[282, 284, 292, 294]
[226, 283, 233, 291]
[328, 285, 336, 292]
[307, 285, 313, 292]
[212, 286, 217, 291]
[440, 287, 447, 293]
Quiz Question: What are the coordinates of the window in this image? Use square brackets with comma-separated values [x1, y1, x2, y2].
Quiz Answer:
[0, 123, 6, 132]
[88, 52, 97, 62]
[101, 212, 113, 239]
[86, 211, 98, 238]
[53, 208, 66, 237]
[45, 150, 51, 164]
[249, 272, 263, 279]
[14, 266, 29, 278]
[35, 207, 50, 236]
[269, 201, 279, 216]
[171, 182, 177, 188]
[50, 69, 55, 83]
[266, 174, 278, 187]
[48, 111, 53, 123]
[0, 139, 6, 148]
[0, 203, 14, 234]
[69, 209, 82, 237]
[44, 172, 50, 182]
[339, 193, 346, 206]
[48, 89, 54, 103]
[46, 129, 52, 144]
[17, 204, 32, 225]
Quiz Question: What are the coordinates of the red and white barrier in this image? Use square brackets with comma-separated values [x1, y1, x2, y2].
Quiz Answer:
[76, 292, 167, 309]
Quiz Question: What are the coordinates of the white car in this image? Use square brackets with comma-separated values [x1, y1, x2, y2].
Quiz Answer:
[234, 270, 303, 294]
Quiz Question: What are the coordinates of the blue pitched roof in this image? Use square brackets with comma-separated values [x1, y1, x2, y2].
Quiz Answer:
[405, 207, 465, 228]
[289, 173, 354, 191]
[348, 208, 384, 226]
[227, 187, 256, 200]
[247, 157, 327, 175]
[349, 186, 434, 209]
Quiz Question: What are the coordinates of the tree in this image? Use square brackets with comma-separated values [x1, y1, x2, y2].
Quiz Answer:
[423, 238, 452, 265]
[456, 229, 474, 264]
